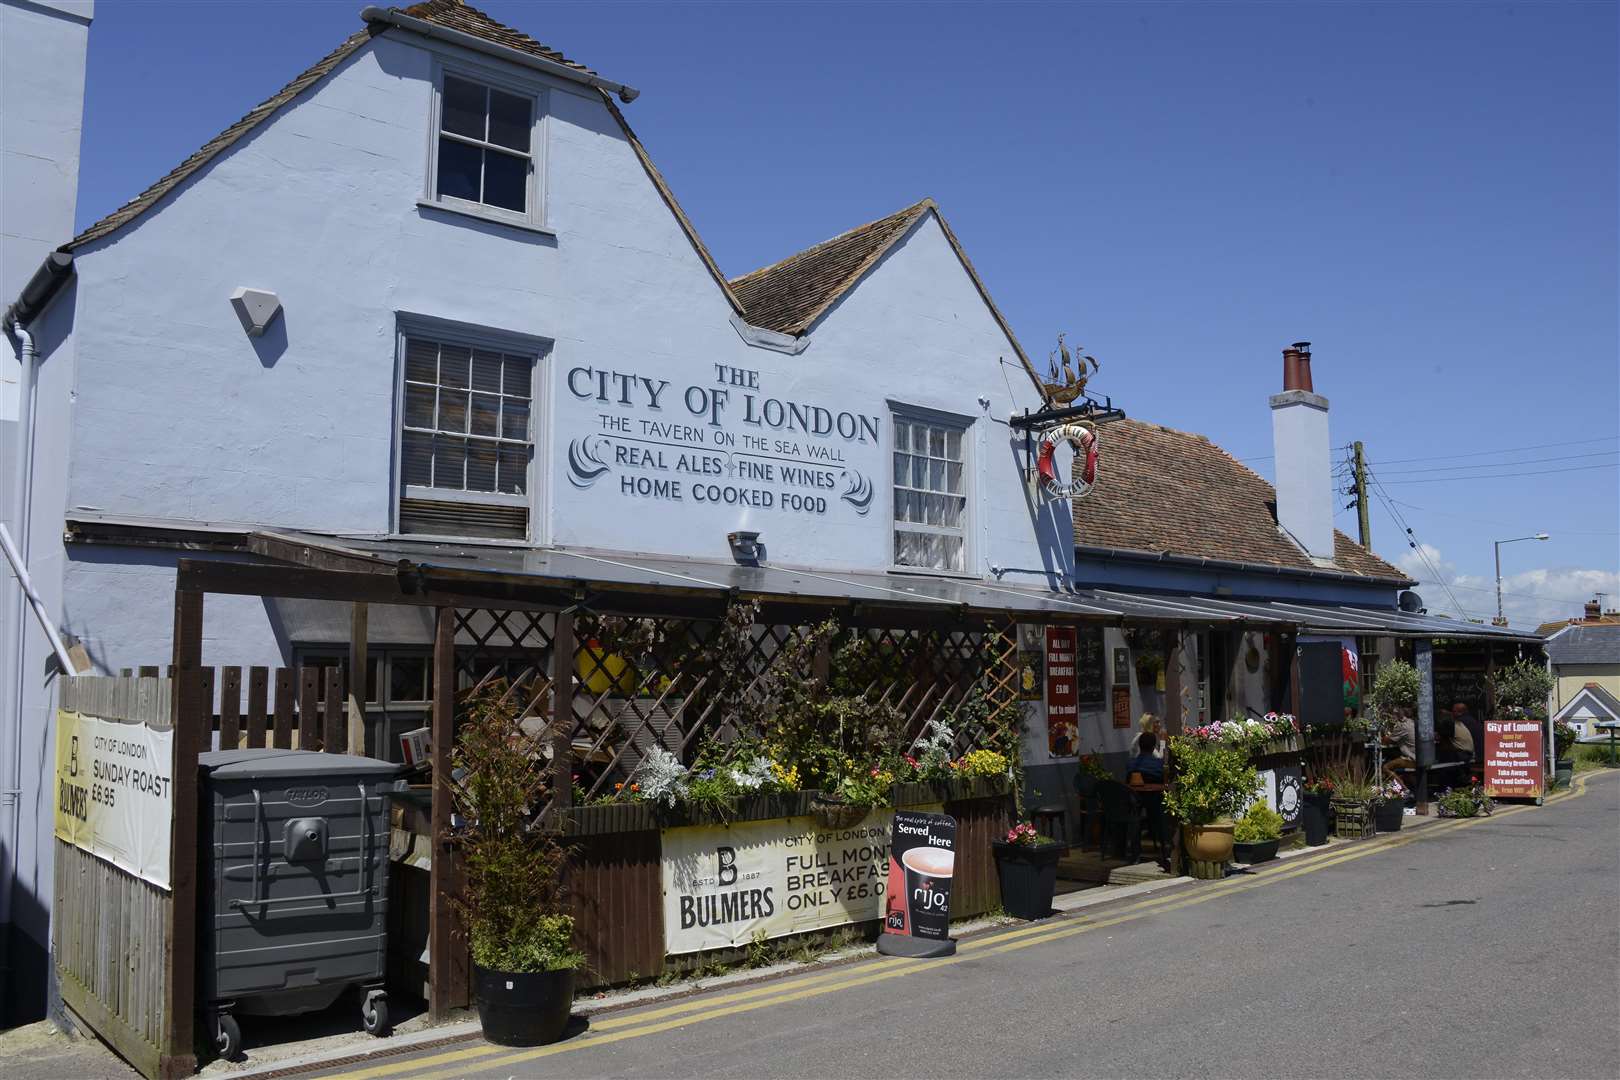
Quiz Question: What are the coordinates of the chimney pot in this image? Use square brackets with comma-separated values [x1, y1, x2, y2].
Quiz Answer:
[1294, 341, 1314, 393]
[1282, 346, 1302, 392]
[1585, 599, 1601, 620]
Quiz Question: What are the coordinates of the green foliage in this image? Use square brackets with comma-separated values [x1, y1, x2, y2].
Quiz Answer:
[1552, 719, 1577, 760]
[1233, 800, 1285, 843]
[1493, 661, 1554, 716]
[1365, 660, 1420, 735]
[1164, 738, 1258, 827]
[1574, 744, 1620, 771]
[745, 929, 775, 968]
[1436, 785, 1493, 818]
[449, 683, 582, 974]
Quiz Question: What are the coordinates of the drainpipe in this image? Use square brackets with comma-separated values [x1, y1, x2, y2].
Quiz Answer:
[1, 250, 73, 964]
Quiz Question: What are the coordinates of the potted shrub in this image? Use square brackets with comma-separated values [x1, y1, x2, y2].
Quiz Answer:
[1329, 771, 1376, 840]
[1300, 776, 1334, 847]
[1372, 777, 1407, 833]
[992, 822, 1067, 919]
[1164, 737, 1258, 869]
[1493, 660, 1554, 722]
[1436, 784, 1493, 819]
[1231, 801, 1284, 864]
[450, 685, 584, 1048]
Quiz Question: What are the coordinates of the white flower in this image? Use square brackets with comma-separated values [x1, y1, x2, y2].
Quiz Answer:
[633, 746, 689, 808]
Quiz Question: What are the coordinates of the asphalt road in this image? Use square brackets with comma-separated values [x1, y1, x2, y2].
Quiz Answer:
[306, 771, 1619, 1080]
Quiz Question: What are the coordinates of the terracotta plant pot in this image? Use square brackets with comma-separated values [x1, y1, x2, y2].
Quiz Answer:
[1182, 820, 1235, 864]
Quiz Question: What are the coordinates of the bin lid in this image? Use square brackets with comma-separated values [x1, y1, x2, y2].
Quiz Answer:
[199, 748, 403, 780]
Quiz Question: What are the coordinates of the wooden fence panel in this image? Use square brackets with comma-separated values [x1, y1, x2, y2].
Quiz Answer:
[55, 677, 174, 1080]
[569, 829, 664, 988]
[246, 667, 269, 749]
[273, 668, 295, 748]
[219, 667, 242, 750]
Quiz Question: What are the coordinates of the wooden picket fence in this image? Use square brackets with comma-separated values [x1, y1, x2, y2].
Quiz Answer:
[120, 662, 352, 753]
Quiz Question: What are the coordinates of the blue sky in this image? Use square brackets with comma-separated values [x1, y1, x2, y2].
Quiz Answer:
[74, 1, 1618, 626]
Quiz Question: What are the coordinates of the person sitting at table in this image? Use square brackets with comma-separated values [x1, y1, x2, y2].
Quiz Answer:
[1137, 713, 1165, 759]
[1436, 714, 1475, 766]
[1127, 731, 1165, 784]
[1383, 711, 1417, 778]
[1452, 702, 1483, 762]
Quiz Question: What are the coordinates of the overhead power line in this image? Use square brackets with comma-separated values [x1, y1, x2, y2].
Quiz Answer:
[1365, 465, 1471, 619]
[1376, 462, 1618, 485]
[1387, 497, 1620, 537]
[1369, 434, 1619, 466]
[1373, 450, 1619, 475]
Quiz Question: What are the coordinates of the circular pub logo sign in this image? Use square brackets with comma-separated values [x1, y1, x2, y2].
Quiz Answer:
[1035, 422, 1100, 500]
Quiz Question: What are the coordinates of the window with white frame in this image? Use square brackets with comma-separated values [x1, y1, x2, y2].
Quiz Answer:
[430, 71, 540, 222]
[399, 332, 537, 539]
[892, 411, 969, 572]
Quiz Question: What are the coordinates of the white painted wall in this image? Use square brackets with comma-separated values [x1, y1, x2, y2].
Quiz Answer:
[1, 0, 91, 421]
[1269, 389, 1334, 561]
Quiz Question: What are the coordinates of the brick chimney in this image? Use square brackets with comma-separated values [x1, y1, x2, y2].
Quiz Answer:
[1270, 342, 1334, 561]
[1584, 598, 1602, 621]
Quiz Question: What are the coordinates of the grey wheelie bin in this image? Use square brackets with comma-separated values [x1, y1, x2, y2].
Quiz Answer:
[199, 749, 402, 1060]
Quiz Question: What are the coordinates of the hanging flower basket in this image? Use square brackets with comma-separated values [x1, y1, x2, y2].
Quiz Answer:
[811, 794, 869, 830]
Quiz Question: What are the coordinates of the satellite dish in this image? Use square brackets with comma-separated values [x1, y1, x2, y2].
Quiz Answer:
[1398, 590, 1424, 613]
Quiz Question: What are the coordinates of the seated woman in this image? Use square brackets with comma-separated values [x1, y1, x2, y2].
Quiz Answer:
[1127, 731, 1165, 784]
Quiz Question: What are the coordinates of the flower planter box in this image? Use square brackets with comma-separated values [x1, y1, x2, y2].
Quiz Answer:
[1332, 798, 1374, 840]
[991, 840, 1066, 920]
[1373, 799, 1404, 833]
[892, 775, 1009, 808]
[1252, 735, 1304, 758]
[1231, 838, 1280, 864]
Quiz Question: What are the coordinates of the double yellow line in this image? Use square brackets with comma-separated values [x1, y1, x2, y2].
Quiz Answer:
[323, 772, 1599, 1080]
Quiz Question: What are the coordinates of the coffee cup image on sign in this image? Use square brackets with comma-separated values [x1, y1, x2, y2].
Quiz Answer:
[900, 846, 954, 939]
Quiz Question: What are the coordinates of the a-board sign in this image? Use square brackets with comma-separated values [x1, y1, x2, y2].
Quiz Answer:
[1045, 627, 1078, 757]
[877, 810, 956, 954]
[1483, 720, 1544, 800]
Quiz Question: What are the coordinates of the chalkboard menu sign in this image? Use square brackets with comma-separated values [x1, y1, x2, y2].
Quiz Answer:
[1075, 628, 1105, 704]
[1432, 667, 1488, 716]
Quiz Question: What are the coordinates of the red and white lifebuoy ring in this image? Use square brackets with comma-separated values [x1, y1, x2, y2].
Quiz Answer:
[1035, 422, 1100, 499]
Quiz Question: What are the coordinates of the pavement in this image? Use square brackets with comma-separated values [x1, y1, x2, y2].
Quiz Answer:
[13, 770, 1616, 1079]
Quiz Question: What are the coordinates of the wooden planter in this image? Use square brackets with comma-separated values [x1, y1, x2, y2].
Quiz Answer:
[1332, 798, 1374, 840]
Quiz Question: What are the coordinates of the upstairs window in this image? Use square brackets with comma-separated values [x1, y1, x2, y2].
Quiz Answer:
[892, 411, 969, 572]
[430, 72, 540, 222]
[398, 331, 538, 539]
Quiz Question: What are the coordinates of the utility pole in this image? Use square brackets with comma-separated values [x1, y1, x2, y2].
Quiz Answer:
[1352, 441, 1371, 548]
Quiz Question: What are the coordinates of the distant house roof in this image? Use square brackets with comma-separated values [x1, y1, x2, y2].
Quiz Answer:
[1546, 623, 1620, 665]
[1072, 417, 1409, 583]
[1535, 613, 1620, 638]
[1553, 683, 1620, 725]
[65, 1, 604, 253]
[728, 199, 1032, 362]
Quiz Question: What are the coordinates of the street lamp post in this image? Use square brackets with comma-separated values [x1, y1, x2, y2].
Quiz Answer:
[1494, 533, 1550, 625]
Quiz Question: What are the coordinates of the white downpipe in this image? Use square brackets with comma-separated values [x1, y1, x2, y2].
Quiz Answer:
[1, 319, 40, 940]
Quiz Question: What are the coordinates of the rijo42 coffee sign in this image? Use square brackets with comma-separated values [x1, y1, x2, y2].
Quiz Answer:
[565, 362, 879, 517]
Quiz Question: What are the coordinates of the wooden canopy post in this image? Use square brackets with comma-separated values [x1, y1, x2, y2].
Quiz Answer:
[162, 586, 204, 1078]
[1163, 628, 1188, 737]
[428, 606, 467, 1020]
[347, 602, 368, 755]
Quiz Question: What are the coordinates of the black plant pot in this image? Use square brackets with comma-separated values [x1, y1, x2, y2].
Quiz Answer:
[993, 840, 1066, 920]
[1231, 838, 1280, 864]
[1301, 793, 1331, 847]
[1374, 799, 1405, 832]
[475, 966, 575, 1047]
[1555, 761, 1574, 788]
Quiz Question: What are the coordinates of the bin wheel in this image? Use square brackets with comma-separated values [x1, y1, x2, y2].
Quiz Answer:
[212, 1012, 242, 1061]
[362, 991, 390, 1037]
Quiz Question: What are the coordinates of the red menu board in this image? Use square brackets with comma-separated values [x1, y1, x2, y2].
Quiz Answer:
[1046, 627, 1078, 757]
[1483, 720, 1544, 800]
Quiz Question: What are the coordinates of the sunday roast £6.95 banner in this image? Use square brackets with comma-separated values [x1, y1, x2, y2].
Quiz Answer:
[661, 806, 939, 955]
[54, 710, 174, 888]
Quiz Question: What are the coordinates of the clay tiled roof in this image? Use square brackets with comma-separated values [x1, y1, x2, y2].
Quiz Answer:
[1072, 417, 1408, 582]
[66, 2, 594, 251]
[730, 202, 933, 335]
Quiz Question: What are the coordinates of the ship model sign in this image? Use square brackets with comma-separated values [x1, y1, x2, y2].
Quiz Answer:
[1011, 334, 1124, 501]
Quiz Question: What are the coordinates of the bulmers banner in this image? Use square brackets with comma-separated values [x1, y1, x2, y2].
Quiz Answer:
[54, 710, 174, 888]
[662, 806, 938, 954]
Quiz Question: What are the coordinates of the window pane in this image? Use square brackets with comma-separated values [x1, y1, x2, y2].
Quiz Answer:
[404, 384, 435, 429]
[439, 390, 469, 433]
[439, 345, 470, 388]
[929, 459, 946, 492]
[945, 429, 962, 460]
[441, 75, 486, 139]
[401, 431, 434, 487]
[894, 422, 909, 453]
[488, 88, 532, 152]
[942, 495, 964, 528]
[941, 535, 964, 572]
[434, 437, 466, 489]
[503, 355, 532, 397]
[404, 338, 438, 383]
[929, 427, 945, 457]
[498, 445, 527, 494]
[892, 453, 908, 486]
[436, 138, 482, 202]
[471, 349, 503, 393]
[390, 657, 429, 703]
[925, 493, 943, 526]
[912, 457, 927, 488]
[483, 149, 527, 212]
[466, 443, 498, 491]
[469, 392, 500, 437]
[946, 461, 963, 493]
[502, 397, 531, 440]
